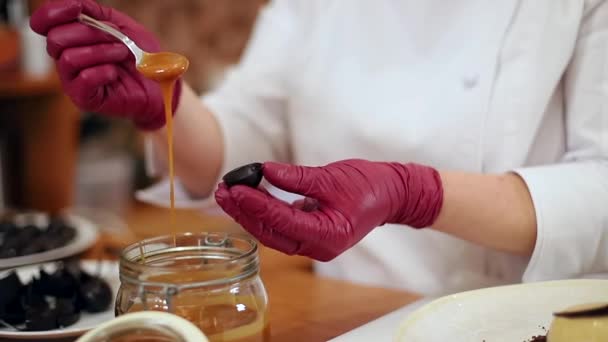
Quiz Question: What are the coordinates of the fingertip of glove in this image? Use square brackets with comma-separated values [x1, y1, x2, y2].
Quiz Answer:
[261, 161, 297, 184]
[31, 0, 83, 35]
[230, 186, 269, 213]
[262, 161, 286, 174]
[230, 185, 255, 201]
[80, 0, 108, 19]
[214, 184, 230, 202]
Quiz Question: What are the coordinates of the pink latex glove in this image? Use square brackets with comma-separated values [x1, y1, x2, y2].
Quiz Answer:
[215, 159, 444, 261]
[30, 0, 181, 130]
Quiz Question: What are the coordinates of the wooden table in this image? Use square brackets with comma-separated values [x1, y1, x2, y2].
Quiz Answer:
[0, 203, 420, 341]
[100, 203, 421, 341]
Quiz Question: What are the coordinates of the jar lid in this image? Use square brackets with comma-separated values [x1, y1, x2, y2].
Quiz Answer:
[76, 311, 209, 342]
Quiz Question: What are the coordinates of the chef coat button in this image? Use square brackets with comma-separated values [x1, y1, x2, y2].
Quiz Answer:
[462, 74, 479, 89]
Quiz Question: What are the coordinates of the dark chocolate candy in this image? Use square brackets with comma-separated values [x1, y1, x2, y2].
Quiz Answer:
[222, 162, 263, 188]
[78, 275, 112, 313]
[38, 268, 78, 298]
[0, 271, 22, 308]
[0, 271, 26, 325]
[55, 296, 80, 328]
[24, 307, 57, 331]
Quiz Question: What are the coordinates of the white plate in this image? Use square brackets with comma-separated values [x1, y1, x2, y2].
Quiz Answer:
[0, 260, 119, 340]
[396, 279, 608, 341]
[0, 214, 98, 269]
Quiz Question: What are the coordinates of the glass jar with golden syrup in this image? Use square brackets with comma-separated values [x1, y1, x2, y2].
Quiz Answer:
[115, 232, 269, 342]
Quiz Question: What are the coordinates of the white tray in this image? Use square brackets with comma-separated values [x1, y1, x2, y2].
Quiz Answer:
[329, 298, 433, 342]
[331, 279, 608, 341]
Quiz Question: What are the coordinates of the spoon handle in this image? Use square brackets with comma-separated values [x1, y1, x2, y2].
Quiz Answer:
[78, 14, 144, 64]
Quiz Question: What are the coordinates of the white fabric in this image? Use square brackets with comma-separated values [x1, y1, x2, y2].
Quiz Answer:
[139, 0, 608, 296]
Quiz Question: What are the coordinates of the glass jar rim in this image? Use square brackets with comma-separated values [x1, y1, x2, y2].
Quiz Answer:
[119, 231, 259, 288]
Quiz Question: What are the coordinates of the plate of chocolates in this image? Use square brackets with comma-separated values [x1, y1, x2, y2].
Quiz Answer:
[0, 259, 119, 339]
[0, 211, 98, 269]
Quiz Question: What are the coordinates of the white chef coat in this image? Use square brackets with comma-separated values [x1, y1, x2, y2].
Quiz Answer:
[139, 0, 608, 296]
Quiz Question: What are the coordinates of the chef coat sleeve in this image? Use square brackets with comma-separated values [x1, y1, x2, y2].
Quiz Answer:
[136, 0, 303, 211]
[515, 0, 608, 281]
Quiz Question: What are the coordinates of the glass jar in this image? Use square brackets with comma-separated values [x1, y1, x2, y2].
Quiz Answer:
[115, 232, 269, 342]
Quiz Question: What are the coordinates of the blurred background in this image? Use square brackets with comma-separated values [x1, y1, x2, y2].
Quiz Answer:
[0, 0, 266, 217]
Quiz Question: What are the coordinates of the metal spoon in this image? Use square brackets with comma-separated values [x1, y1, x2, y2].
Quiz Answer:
[78, 13, 144, 65]
[78, 13, 188, 81]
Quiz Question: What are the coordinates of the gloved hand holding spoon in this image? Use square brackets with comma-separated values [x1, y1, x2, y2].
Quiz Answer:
[29, 0, 183, 130]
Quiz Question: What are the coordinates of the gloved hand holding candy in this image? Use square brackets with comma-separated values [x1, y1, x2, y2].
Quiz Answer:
[215, 159, 444, 261]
